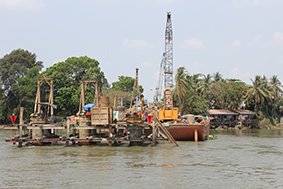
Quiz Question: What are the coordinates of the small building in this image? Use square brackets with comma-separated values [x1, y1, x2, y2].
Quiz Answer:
[233, 110, 258, 128]
[208, 109, 238, 128]
[208, 109, 258, 128]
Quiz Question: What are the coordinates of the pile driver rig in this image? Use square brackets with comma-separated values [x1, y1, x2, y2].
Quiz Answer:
[156, 12, 179, 121]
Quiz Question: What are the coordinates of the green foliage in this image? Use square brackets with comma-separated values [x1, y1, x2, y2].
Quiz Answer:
[174, 69, 209, 115]
[111, 75, 144, 108]
[112, 76, 135, 92]
[207, 80, 246, 110]
[103, 88, 131, 108]
[244, 75, 283, 125]
[186, 95, 209, 115]
[0, 49, 42, 123]
[173, 67, 283, 126]
[10, 66, 42, 121]
[41, 56, 108, 116]
[0, 49, 43, 94]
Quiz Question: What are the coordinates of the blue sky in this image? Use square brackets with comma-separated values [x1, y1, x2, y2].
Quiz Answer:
[1, 0, 283, 101]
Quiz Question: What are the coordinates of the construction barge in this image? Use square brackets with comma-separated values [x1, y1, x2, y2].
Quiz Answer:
[5, 77, 177, 147]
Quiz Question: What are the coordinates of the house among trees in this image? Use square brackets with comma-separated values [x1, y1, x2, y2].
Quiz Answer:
[209, 109, 258, 128]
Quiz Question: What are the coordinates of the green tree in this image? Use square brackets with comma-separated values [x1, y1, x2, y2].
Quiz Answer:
[0, 49, 43, 123]
[41, 56, 108, 116]
[174, 67, 189, 113]
[213, 72, 223, 82]
[111, 75, 144, 108]
[245, 75, 270, 112]
[112, 76, 136, 92]
[269, 75, 282, 98]
[0, 49, 43, 94]
[9, 66, 42, 122]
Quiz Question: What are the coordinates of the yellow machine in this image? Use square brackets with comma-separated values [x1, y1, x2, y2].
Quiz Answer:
[158, 88, 179, 121]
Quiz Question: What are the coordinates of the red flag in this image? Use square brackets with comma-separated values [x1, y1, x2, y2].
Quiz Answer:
[10, 115, 17, 125]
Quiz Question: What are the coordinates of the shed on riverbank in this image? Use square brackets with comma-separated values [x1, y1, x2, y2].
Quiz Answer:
[208, 109, 258, 128]
[233, 110, 258, 128]
[208, 109, 238, 128]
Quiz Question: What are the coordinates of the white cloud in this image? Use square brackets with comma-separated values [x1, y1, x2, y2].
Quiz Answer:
[231, 40, 242, 49]
[122, 39, 153, 50]
[183, 38, 206, 50]
[0, 0, 44, 11]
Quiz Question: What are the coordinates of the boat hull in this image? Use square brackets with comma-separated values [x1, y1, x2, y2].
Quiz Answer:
[165, 123, 210, 141]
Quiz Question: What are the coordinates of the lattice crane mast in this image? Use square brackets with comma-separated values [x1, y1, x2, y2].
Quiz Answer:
[158, 12, 179, 121]
[155, 53, 165, 102]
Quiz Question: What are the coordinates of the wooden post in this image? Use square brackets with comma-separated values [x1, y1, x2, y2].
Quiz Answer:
[151, 122, 156, 146]
[50, 79, 54, 116]
[81, 82, 85, 112]
[19, 107, 24, 147]
[37, 79, 41, 114]
[194, 129, 198, 142]
[66, 118, 70, 139]
[66, 118, 70, 145]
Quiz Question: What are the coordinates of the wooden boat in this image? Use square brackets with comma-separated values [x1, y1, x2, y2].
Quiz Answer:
[165, 120, 210, 141]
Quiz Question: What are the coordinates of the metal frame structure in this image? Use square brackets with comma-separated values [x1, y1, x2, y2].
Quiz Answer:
[164, 12, 173, 89]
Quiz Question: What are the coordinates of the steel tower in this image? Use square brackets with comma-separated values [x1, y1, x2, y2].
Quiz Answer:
[164, 12, 173, 89]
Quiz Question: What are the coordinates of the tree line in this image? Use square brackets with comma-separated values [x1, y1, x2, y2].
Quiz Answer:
[174, 67, 283, 126]
[0, 49, 139, 124]
[1, 49, 282, 126]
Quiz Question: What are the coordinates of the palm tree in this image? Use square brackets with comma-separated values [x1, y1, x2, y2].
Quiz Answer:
[244, 75, 270, 112]
[174, 67, 189, 113]
[269, 75, 282, 99]
[199, 74, 212, 97]
[268, 75, 283, 122]
[213, 72, 223, 82]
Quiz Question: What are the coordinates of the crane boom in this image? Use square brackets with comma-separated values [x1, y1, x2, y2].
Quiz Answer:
[157, 12, 179, 121]
[155, 53, 165, 102]
[164, 12, 173, 89]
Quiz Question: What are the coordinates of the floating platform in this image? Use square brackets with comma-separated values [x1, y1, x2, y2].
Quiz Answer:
[5, 136, 153, 147]
[0, 125, 19, 130]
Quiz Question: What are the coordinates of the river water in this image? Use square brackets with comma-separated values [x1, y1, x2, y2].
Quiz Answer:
[1, 129, 283, 189]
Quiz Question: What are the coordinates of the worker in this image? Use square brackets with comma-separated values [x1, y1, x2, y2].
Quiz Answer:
[147, 113, 153, 124]
[144, 111, 149, 122]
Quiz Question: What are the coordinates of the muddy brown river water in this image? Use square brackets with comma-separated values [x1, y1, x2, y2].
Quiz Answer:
[1, 129, 283, 189]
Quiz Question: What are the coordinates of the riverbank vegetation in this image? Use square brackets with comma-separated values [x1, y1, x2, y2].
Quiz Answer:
[0, 49, 282, 126]
[174, 67, 283, 127]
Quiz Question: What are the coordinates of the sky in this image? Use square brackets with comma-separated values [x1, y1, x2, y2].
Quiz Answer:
[0, 0, 283, 101]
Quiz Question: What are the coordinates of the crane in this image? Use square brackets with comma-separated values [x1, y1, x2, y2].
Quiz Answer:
[157, 12, 179, 121]
[154, 53, 165, 102]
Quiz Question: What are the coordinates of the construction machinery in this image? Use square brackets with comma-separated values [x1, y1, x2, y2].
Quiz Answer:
[157, 12, 179, 121]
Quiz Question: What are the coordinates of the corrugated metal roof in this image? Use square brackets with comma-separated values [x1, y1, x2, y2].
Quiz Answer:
[208, 109, 256, 115]
[208, 109, 238, 115]
[233, 110, 256, 115]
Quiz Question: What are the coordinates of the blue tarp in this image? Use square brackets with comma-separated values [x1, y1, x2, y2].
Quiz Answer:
[84, 103, 96, 111]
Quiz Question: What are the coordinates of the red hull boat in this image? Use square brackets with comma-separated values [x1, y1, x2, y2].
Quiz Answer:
[165, 122, 210, 141]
